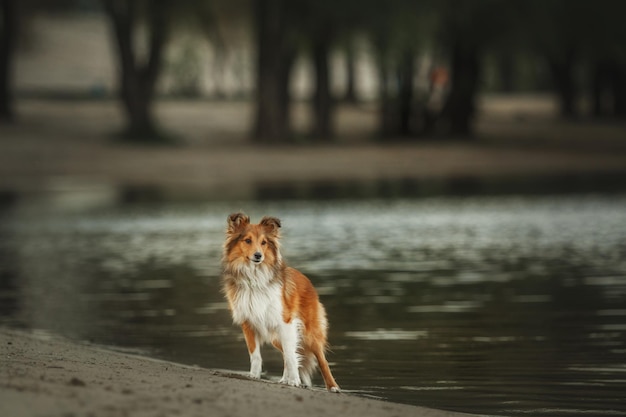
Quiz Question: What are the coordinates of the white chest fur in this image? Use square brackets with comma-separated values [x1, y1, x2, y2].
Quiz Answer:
[228, 264, 285, 343]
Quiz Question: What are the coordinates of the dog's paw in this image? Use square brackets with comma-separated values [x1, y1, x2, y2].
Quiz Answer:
[279, 376, 302, 387]
[329, 386, 341, 393]
[249, 362, 262, 379]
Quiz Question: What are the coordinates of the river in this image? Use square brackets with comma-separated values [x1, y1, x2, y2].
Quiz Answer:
[1, 194, 625, 416]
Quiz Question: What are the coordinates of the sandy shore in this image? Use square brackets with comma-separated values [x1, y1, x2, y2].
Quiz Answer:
[1, 328, 472, 417]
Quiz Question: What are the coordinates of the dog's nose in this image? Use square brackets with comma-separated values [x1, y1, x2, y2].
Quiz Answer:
[253, 252, 263, 260]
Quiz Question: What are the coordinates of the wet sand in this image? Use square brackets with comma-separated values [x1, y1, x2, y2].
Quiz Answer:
[1, 327, 472, 417]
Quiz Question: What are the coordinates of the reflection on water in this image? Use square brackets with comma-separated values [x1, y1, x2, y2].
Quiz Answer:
[1, 195, 626, 416]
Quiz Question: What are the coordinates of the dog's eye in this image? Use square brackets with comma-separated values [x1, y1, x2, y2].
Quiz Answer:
[261, 240, 267, 246]
[244, 238, 252, 244]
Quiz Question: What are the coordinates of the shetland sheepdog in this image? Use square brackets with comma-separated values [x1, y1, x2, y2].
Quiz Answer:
[222, 212, 340, 392]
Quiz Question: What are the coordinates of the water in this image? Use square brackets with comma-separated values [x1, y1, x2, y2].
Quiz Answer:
[1, 195, 626, 416]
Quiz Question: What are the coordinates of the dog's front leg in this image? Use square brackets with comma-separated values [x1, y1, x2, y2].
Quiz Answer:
[242, 322, 262, 378]
[278, 320, 301, 387]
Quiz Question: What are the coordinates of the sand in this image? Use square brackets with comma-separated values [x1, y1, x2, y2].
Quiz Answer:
[0, 327, 472, 417]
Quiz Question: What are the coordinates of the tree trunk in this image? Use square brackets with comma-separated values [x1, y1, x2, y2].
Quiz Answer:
[547, 48, 578, 119]
[343, 37, 358, 104]
[591, 59, 626, 119]
[253, 0, 295, 143]
[443, 40, 480, 136]
[498, 53, 514, 93]
[377, 54, 395, 138]
[592, 60, 606, 118]
[0, 0, 16, 123]
[103, 0, 169, 142]
[611, 62, 626, 119]
[397, 49, 415, 137]
[377, 44, 417, 139]
[311, 25, 334, 140]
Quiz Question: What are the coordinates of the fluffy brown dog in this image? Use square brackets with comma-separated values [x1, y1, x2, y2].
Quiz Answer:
[222, 213, 340, 392]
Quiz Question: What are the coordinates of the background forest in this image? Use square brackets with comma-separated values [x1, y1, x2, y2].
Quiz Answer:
[2, 0, 626, 144]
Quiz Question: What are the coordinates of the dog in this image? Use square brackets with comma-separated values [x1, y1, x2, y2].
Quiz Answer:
[221, 212, 340, 392]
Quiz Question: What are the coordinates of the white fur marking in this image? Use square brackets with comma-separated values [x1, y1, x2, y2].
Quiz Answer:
[278, 319, 302, 387]
[229, 264, 283, 342]
[249, 338, 262, 378]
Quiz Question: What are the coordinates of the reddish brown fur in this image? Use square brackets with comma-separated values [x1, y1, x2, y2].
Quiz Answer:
[222, 213, 339, 391]
[223, 214, 281, 272]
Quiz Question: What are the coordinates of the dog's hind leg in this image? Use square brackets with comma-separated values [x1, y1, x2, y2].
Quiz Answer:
[312, 343, 340, 392]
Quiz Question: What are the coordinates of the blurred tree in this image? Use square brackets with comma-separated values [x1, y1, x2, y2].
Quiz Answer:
[295, 0, 365, 141]
[438, 0, 513, 136]
[496, 53, 515, 93]
[299, 0, 344, 141]
[253, 0, 361, 142]
[309, 6, 335, 140]
[309, 0, 378, 140]
[547, 47, 578, 119]
[342, 36, 359, 104]
[102, 0, 172, 142]
[520, 0, 589, 119]
[253, 0, 297, 143]
[167, 0, 240, 98]
[584, 0, 626, 119]
[167, 41, 203, 98]
[102, 0, 240, 140]
[0, 0, 16, 123]
[593, 60, 626, 119]
[366, 0, 435, 139]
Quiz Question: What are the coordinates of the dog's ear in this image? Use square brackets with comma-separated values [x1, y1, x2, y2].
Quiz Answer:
[227, 212, 250, 234]
[260, 216, 281, 236]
